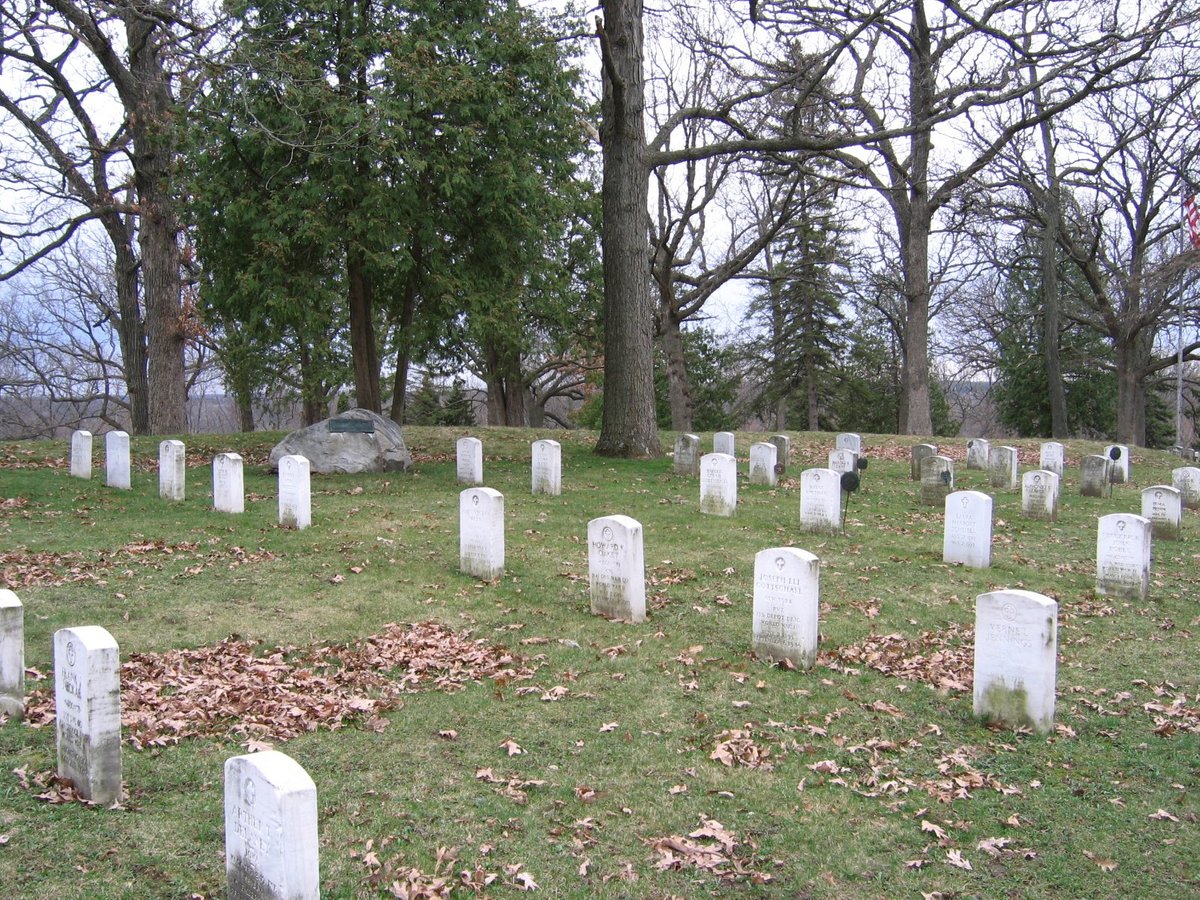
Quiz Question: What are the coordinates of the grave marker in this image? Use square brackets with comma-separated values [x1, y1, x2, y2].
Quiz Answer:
[699, 453, 737, 517]
[988, 445, 1019, 490]
[836, 433, 862, 455]
[1141, 485, 1182, 541]
[1080, 454, 1111, 497]
[770, 435, 791, 473]
[674, 434, 701, 476]
[1104, 444, 1130, 483]
[752, 548, 820, 669]
[920, 455, 955, 506]
[459, 488, 505, 581]
[531, 439, 562, 496]
[943, 491, 992, 568]
[224, 750, 320, 900]
[1, 590, 23, 720]
[54, 626, 121, 804]
[910, 444, 936, 481]
[966, 438, 990, 471]
[159, 440, 186, 501]
[828, 448, 858, 475]
[1170, 466, 1200, 510]
[1021, 470, 1059, 521]
[973, 590, 1058, 733]
[456, 437, 483, 485]
[587, 515, 646, 623]
[213, 453, 245, 514]
[748, 442, 778, 487]
[714, 431, 736, 458]
[800, 468, 841, 535]
[1039, 442, 1065, 476]
[105, 431, 131, 490]
[1095, 513, 1151, 600]
[278, 455, 311, 530]
[70, 430, 92, 480]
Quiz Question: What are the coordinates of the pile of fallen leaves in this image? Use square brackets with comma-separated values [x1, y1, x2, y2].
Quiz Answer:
[0, 549, 112, 589]
[820, 623, 974, 692]
[23, 621, 532, 748]
[649, 817, 772, 884]
[359, 842, 540, 897]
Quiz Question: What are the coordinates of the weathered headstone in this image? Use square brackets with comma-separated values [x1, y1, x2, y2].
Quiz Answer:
[674, 434, 701, 476]
[459, 488, 504, 581]
[910, 444, 936, 481]
[268, 408, 411, 474]
[1080, 454, 1111, 497]
[1141, 485, 1183, 541]
[943, 490, 993, 569]
[105, 431, 131, 490]
[972, 589, 1058, 734]
[1171, 466, 1200, 510]
[836, 433, 862, 455]
[966, 438, 990, 471]
[70, 430, 92, 480]
[213, 453, 245, 514]
[1021, 470, 1059, 521]
[1039, 441, 1065, 476]
[699, 453, 737, 517]
[224, 750, 320, 900]
[1104, 444, 1130, 483]
[920, 455, 955, 506]
[159, 440, 186, 501]
[54, 626, 121, 804]
[1095, 513, 1151, 600]
[827, 448, 858, 475]
[752, 548, 820, 669]
[800, 468, 841, 535]
[531, 439, 562, 496]
[456, 437, 483, 486]
[770, 434, 791, 474]
[278, 455, 311, 530]
[748, 442, 778, 487]
[587, 515, 646, 623]
[988, 445, 1019, 490]
[0, 590, 23, 720]
[714, 431, 736, 458]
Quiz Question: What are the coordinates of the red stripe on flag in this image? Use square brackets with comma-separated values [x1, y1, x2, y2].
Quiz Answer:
[1185, 194, 1200, 251]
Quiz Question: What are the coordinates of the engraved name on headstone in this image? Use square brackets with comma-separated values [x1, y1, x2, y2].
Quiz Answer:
[699, 453, 737, 517]
[159, 440, 186, 501]
[1021, 470, 1059, 521]
[752, 548, 820, 669]
[587, 515, 646, 623]
[674, 434, 701, 476]
[973, 589, 1057, 733]
[910, 444, 936, 481]
[799, 468, 841, 535]
[70, 430, 92, 480]
[456, 437, 483, 486]
[1095, 513, 1151, 600]
[749, 442, 778, 487]
[1141, 485, 1182, 541]
[714, 432, 736, 458]
[105, 431, 131, 490]
[459, 488, 505, 581]
[213, 453, 245, 514]
[54, 626, 121, 804]
[278, 455, 311, 530]
[531, 439, 562, 496]
[943, 490, 992, 569]
[920, 455, 955, 506]
[1171, 466, 1200, 510]
[988, 445, 1019, 490]
[1080, 454, 1111, 498]
[1039, 442, 1065, 476]
[966, 438, 990, 471]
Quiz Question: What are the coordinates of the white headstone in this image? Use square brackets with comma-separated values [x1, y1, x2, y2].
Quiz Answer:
[910, 444, 936, 481]
[587, 515, 646, 623]
[749, 442, 778, 487]
[770, 435, 791, 473]
[456, 437, 483, 485]
[1104, 444, 1130, 483]
[827, 448, 858, 475]
[674, 434, 701, 476]
[224, 750, 319, 900]
[459, 488, 505, 581]
[699, 453, 737, 517]
[920, 455, 955, 506]
[1141, 485, 1182, 541]
[714, 432, 736, 458]
[105, 431, 131, 490]
[1039, 442, 1065, 476]
[159, 440, 186, 501]
[973, 590, 1058, 734]
[278, 455, 312, 530]
[0, 590, 23, 720]
[836, 433, 862, 455]
[943, 491, 993, 569]
[752, 548, 820, 669]
[1171, 466, 1200, 510]
[213, 453, 245, 514]
[1095, 513, 1151, 600]
[54, 625, 121, 804]
[70, 430, 93, 480]
[966, 438, 990, 471]
[1080, 454, 1111, 497]
[988, 446, 1019, 490]
[799, 468, 841, 535]
[1021, 470, 1059, 521]
[531, 439, 562, 496]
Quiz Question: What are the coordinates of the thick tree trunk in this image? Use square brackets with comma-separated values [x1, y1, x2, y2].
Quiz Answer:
[105, 221, 150, 434]
[1114, 332, 1150, 446]
[484, 344, 527, 426]
[659, 304, 693, 432]
[388, 250, 419, 424]
[347, 248, 381, 413]
[595, 0, 661, 458]
[1036, 120, 1069, 438]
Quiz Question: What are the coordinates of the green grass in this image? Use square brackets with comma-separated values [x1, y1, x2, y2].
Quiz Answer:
[1, 427, 1197, 898]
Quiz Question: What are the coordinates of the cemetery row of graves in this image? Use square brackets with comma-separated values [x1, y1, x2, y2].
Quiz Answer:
[0, 427, 1197, 897]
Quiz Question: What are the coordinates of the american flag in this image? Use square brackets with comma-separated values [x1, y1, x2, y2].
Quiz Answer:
[1185, 193, 1200, 251]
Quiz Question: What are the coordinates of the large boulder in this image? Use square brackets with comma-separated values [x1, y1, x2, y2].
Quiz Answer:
[269, 409, 412, 474]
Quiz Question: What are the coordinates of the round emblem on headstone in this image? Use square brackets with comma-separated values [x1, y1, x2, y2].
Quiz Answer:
[1033, 474, 1041, 484]
[1155, 490, 1163, 500]
[775, 557, 786, 571]
[65, 640, 76, 667]
[1117, 520, 1126, 531]
[602, 526, 614, 542]
[1001, 602, 1017, 622]
[471, 494, 479, 506]
[961, 496, 970, 506]
[243, 775, 257, 806]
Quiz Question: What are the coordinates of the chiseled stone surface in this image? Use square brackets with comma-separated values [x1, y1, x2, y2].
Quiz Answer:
[752, 548, 820, 669]
[459, 488, 504, 581]
[269, 409, 412, 474]
[587, 515, 646, 623]
[973, 590, 1057, 733]
[54, 626, 121, 804]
